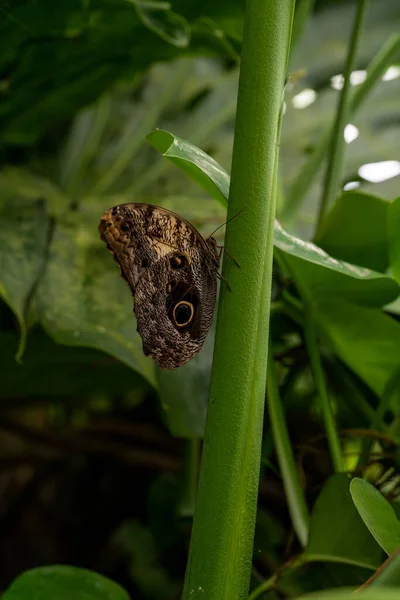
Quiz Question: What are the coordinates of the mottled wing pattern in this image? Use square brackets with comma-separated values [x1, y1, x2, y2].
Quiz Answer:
[99, 203, 219, 369]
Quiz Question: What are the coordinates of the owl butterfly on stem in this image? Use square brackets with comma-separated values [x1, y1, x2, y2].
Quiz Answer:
[99, 203, 225, 370]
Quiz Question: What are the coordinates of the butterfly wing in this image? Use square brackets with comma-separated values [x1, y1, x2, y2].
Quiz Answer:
[99, 203, 219, 369]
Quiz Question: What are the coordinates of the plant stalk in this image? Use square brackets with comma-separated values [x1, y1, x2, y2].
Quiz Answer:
[182, 0, 295, 597]
[316, 0, 368, 231]
[266, 350, 310, 547]
[304, 308, 344, 472]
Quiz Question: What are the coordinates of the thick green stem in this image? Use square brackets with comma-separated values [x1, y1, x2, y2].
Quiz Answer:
[317, 0, 368, 231]
[182, 1, 295, 598]
[304, 309, 344, 473]
[266, 350, 310, 547]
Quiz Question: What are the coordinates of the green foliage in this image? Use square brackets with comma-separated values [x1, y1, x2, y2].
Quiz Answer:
[351, 478, 400, 555]
[306, 474, 383, 569]
[1, 0, 400, 598]
[2, 566, 130, 600]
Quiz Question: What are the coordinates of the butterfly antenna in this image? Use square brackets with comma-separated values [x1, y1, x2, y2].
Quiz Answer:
[207, 207, 246, 239]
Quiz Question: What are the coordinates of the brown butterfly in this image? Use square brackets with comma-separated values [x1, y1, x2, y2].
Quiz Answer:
[99, 203, 220, 370]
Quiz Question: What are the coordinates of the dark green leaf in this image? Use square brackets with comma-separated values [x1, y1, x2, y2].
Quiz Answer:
[2, 565, 130, 600]
[0, 1, 244, 144]
[350, 478, 400, 555]
[306, 474, 383, 569]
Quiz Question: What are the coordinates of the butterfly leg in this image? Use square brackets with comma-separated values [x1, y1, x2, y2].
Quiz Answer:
[216, 245, 240, 268]
[217, 272, 231, 292]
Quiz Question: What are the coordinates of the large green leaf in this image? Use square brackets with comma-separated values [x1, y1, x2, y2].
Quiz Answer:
[305, 474, 383, 570]
[350, 478, 400, 555]
[315, 300, 400, 396]
[388, 197, 400, 283]
[274, 222, 398, 307]
[0, 200, 50, 359]
[315, 191, 390, 273]
[2, 565, 130, 600]
[148, 130, 400, 307]
[35, 209, 157, 388]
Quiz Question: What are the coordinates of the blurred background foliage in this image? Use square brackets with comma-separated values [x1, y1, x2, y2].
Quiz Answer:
[1, 0, 400, 598]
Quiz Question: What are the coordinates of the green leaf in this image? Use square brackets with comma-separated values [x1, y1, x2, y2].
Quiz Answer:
[2, 565, 130, 600]
[0, 2, 244, 145]
[315, 192, 390, 273]
[35, 210, 157, 388]
[306, 473, 383, 570]
[157, 322, 215, 437]
[315, 300, 400, 396]
[0, 200, 50, 360]
[148, 131, 399, 308]
[275, 222, 398, 307]
[146, 129, 230, 206]
[350, 478, 400, 555]
[361, 550, 400, 588]
[388, 197, 400, 283]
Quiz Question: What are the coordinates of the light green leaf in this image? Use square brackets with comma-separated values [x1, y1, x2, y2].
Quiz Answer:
[275, 222, 398, 307]
[362, 550, 400, 588]
[315, 300, 400, 396]
[2, 565, 130, 600]
[350, 478, 400, 555]
[306, 474, 383, 570]
[388, 197, 400, 283]
[146, 129, 230, 206]
[315, 191, 390, 273]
